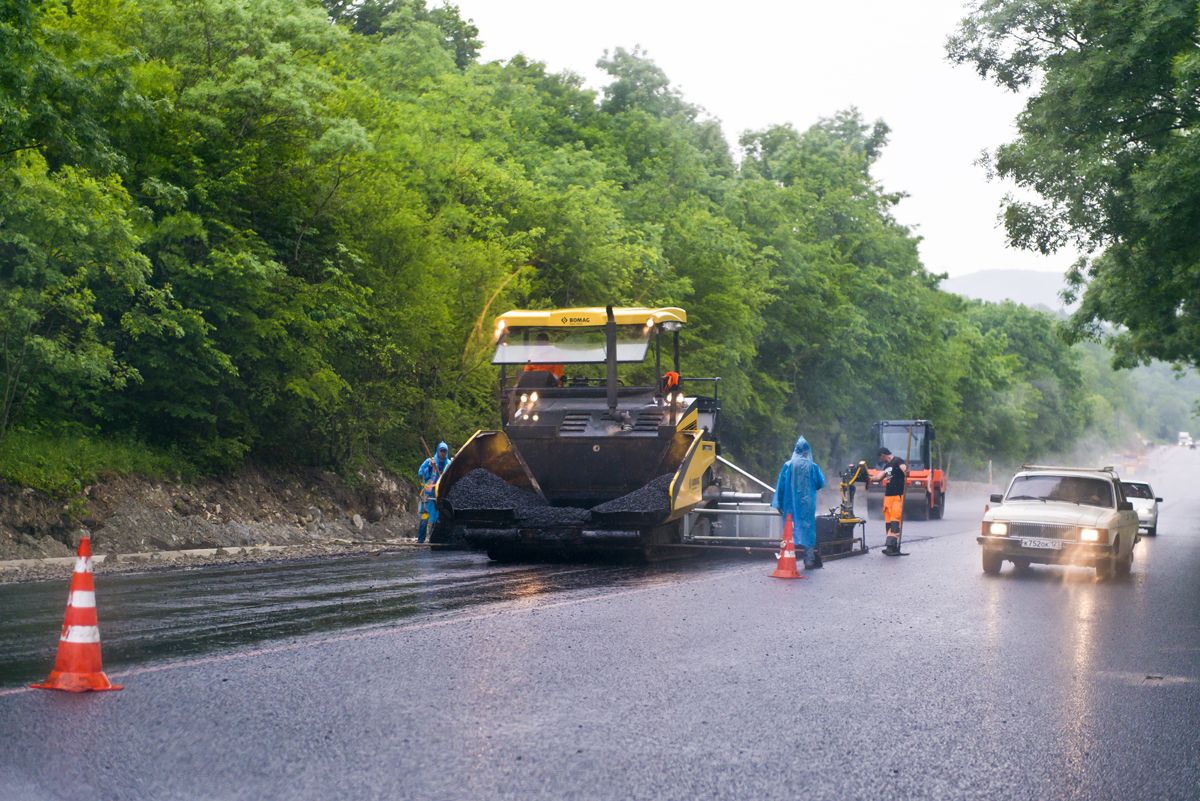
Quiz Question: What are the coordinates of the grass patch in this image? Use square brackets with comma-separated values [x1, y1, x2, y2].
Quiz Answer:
[0, 428, 194, 496]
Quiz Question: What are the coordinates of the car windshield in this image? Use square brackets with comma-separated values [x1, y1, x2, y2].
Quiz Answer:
[1006, 475, 1114, 508]
[1121, 482, 1154, 500]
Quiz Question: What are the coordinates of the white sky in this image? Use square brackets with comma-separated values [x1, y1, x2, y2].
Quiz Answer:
[452, 0, 1080, 278]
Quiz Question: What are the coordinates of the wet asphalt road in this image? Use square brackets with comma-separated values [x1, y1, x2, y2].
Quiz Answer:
[2, 449, 1199, 800]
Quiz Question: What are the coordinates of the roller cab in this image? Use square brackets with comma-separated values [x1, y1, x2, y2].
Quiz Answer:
[865, 419, 949, 521]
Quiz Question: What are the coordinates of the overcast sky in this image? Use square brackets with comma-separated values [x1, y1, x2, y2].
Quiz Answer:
[451, 0, 1080, 279]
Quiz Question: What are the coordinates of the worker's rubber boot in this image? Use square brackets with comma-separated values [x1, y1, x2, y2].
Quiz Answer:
[811, 548, 823, 569]
[884, 536, 898, 555]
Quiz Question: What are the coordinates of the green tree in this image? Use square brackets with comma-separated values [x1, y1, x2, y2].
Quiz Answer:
[966, 301, 1089, 457]
[0, 153, 160, 440]
[0, 0, 138, 171]
[949, 0, 1200, 368]
[322, 0, 480, 68]
[4, 0, 1187, 488]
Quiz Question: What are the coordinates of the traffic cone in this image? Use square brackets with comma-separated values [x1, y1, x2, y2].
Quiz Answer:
[771, 515, 805, 580]
[31, 533, 122, 692]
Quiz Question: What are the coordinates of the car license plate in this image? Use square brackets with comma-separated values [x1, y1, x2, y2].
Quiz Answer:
[1020, 537, 1062, 550]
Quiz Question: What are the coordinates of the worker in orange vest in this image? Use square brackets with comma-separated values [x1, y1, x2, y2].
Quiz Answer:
[878, 447, 908, 555]
[523, 332, 564, 385]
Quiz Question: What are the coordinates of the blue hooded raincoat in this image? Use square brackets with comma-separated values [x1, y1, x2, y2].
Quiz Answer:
[417, 442, 451, 538]
[771, 436, 826, 557]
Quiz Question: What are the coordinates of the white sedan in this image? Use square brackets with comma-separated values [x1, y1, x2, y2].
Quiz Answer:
[1122, 481, 1162, 536]
[979, 466, 1140, 579]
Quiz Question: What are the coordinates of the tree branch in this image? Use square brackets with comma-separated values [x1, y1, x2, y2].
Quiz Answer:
[0, 142, 44, 158]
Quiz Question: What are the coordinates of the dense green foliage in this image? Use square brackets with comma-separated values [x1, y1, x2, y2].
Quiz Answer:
[0, 427, 189, 496]
[1, 0, 1195, 486]
[949, 0, 1200, 369]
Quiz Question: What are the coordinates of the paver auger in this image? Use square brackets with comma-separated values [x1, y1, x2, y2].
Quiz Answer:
[431, 306, 776, 560]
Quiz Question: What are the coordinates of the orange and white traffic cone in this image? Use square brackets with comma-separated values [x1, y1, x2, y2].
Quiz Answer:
[31, 533, 122, 692]
[771, 515, 805, 580]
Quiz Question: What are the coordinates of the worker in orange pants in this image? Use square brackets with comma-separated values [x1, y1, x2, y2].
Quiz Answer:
[878, 447, 908, 555]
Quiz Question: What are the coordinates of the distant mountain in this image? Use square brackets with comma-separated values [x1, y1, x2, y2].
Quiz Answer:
[941, 270, 1075, 312]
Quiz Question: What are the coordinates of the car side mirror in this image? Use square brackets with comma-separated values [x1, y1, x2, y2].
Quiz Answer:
[1117, 501, 1133, 511]
[989, 493, 1003, 504]
[1156, 497, 1163, 503]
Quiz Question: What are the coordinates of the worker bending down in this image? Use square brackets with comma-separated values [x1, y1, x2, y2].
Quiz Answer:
[878, 447, 907, 555]
[772, 436, 826, 569]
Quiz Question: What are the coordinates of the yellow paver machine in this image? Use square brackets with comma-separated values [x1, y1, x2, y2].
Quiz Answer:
[431, 306, 786, 560]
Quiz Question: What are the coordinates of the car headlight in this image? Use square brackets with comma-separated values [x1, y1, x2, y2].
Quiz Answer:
[1080, 528, 1102, 542]
[989, 522, 1008, 536]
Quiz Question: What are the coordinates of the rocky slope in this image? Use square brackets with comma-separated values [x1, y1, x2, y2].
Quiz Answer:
[0, 466, 418, 565]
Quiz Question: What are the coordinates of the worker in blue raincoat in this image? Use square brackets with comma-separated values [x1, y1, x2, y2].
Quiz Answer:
[417, 442, 452, 543]
[771, 436, 827, 569]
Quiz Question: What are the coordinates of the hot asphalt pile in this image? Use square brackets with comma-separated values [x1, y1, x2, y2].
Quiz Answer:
[448, 469, 675, 527]
[591, 474, 673, 516]
[446, 469, 546, 512]
[515, 505, 593, 526]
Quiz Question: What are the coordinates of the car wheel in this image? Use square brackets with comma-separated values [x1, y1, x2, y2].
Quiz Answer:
[1012, 559, 1031, 573]
[982, 550, 1002, 575]
[1145, 526, 1157, 536]
[1116, 541, 1133, 577]
[1096, 537, 1119, 579]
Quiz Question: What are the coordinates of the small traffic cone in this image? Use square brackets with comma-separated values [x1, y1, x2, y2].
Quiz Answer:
[771, 515, 805, 580]
[31, 533, 122, 692]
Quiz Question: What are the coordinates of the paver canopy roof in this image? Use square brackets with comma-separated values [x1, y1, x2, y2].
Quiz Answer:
[494, 307, 686, 328]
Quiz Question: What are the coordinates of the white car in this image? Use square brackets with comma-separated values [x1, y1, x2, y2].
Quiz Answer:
[978, 466, 1140, 579]
[1121, 481, 1162, 536]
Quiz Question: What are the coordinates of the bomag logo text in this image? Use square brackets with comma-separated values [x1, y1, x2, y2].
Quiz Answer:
[561, 316, 592, 324]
